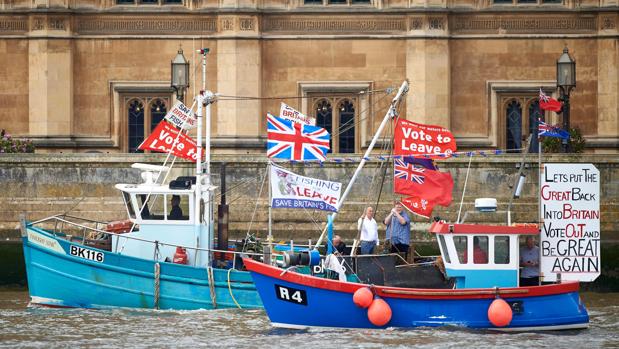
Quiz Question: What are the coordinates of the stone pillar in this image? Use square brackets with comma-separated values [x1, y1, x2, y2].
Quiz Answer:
[28, 14, 73, 147]
[595, 14, 619, 153]
[405, 15, 450, 128]
[215, 16, 262, 152]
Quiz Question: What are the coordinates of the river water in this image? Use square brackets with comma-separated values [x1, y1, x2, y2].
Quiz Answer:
[0, 290, 617, 348]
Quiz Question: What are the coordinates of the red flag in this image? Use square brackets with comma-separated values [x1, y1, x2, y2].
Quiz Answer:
[394, 119, 457, 159]
[393, 157, 453, 206]
[400, 196, 435, 219]
[138, 121, 200, 162]
[539, 88, 562, 112]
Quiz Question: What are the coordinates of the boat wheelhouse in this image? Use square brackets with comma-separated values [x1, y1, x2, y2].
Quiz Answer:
[431, 221, 538, 289]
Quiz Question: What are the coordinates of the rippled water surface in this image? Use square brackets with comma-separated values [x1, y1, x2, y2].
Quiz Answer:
[0, 291, 618, 348]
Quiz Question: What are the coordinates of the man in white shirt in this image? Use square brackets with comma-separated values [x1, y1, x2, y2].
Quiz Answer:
[357, 206, 378, 255]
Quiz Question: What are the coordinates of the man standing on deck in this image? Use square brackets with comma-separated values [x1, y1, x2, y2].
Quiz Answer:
[357, 206, 378, 255]
[520, 236, 540, 286]
[384, 201, 411, 260]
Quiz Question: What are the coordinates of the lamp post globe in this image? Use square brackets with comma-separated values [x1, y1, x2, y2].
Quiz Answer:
[171, 48, 190, 103]
[556, 47, 576, 153]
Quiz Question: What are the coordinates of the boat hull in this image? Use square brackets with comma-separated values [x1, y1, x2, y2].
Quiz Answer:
[22, 225, 262, 310]
[244, 258, 589, 330]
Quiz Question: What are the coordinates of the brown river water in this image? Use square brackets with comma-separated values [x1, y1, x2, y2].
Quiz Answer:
[0, 290, 617, 348]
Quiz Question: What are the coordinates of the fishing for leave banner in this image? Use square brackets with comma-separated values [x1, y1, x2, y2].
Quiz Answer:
[394, 119, 457, 158]
[165, 100, 197, 130]
[138, 121, 200, 162]
[540, 164, 600, 282]
[270, 165, 342, 212]
[279, 102, 316, 126]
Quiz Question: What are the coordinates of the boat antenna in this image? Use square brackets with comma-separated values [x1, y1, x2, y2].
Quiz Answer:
[315, 80, 409, 249]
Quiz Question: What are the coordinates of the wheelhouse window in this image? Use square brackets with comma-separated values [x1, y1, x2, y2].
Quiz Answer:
[494, 236, 510, 264]
[472, 236, 489, 264]
[453, 236, 468, 264]
[438, 235, 451, 263]
[139, 194, 190, 221]
[122, 192, 136, 219]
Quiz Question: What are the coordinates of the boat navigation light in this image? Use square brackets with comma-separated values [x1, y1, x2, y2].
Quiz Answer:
[475, 198, 497, 212]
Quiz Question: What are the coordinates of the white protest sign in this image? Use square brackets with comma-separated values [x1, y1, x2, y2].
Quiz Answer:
[540, 164, 600, 282]
[164, 100, 197, 130]
[279, 102, 316, 126]
[270, 165, 341, 212]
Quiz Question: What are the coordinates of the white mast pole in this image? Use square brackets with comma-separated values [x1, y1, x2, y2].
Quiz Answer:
[195, 48, 208, 267]
[315, 80, 409, 249]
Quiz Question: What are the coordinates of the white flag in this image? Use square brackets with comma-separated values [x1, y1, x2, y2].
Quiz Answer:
[279, 102, 316, 126]
[164, 100, 197, 130]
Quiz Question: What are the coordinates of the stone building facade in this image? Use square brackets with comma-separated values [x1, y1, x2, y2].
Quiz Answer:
[0, 0, 617, 154]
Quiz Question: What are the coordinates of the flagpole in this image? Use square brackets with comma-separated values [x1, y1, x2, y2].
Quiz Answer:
[265, 161, 273, 265]
[315, 80, 409, 249]
[538, 123, 543, 286]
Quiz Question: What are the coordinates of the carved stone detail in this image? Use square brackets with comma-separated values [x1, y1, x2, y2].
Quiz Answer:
[76, 17, 216, 34]
[0, 16, 28, 33]
[410, 17, 423, 30]
[601, 16, 616, 30]
[240, 18, 254, 31]
[48, 17, 66, 31]
[428, 17, 444, 30]
[220, 17, 234, 31]
[263, 17, 406, 32]
[451, 16, 597, 33]
[32, 17, 45, 31]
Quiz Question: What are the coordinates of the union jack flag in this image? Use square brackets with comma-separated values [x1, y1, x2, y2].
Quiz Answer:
[267, 113, 330, 161]
[394, 158, 425, 184]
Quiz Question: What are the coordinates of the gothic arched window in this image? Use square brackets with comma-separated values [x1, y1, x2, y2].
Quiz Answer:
[128, 100, 145, 153]
[338, 100, 355, 153]
[150, 99, 167, 131]
[528, 100, 543, 153]
[315, 99, 333, 153]
[506, 100, 522, 152]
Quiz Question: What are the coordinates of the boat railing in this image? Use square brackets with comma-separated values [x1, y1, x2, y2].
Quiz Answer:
[28, 215, 266, 267]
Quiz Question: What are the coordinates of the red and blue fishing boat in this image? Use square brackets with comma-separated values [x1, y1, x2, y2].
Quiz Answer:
[244, 220, 589, 330]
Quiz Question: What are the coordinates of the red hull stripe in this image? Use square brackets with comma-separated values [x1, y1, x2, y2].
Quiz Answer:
[429, 221, 539, 235]
[243, 258, 579, 300]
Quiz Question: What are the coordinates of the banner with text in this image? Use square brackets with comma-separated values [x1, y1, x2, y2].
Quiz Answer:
[270, 165, 342, 212]
[165, 100, 197, 130]
[394, 119, 457, 159]
[279, 102, 316, 126]
[138, 121, 199, 162]
[540, 163, 600, 282]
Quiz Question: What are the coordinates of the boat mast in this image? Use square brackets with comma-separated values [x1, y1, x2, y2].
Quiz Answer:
[315, 80, 409, 249]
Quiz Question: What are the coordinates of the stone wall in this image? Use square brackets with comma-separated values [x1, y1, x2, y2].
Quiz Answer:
[1, 153, 617, 244]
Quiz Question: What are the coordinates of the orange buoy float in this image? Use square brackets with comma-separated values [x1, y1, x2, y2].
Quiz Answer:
[367, 297, 392, 327]
[487, 298, 513, 327]
[353, 287, 373, 309]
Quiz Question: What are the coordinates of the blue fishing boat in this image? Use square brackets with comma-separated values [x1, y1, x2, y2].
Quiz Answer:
[20, 50, 263, 310]
[244, 220, 589, 330]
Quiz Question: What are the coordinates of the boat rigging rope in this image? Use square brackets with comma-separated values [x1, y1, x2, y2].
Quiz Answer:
[154, 262, 160, 310]
[227, 268, 242, 309]
[456, 153, 474, 223]
[243, 167, 268, 253]
[207, 266, 217, 308]
[215, 87, 395, 101]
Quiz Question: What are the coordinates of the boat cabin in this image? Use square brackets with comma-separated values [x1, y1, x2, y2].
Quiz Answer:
[112, 163, 215, 266]
[430, 221, 539, 289]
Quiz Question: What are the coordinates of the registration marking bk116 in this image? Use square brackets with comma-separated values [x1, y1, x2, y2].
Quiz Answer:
[70, 245, 104, 263]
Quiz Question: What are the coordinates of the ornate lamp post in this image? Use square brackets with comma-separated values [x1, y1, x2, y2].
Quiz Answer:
[171, 48, 190, 103]
[556, 46, 576, 153]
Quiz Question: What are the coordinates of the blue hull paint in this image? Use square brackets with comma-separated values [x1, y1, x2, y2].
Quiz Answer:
[23, 226, 262, 310]
[247, 262, 589, 330]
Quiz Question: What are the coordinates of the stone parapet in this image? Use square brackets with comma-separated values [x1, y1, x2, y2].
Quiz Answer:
[1, 153, 617, 243]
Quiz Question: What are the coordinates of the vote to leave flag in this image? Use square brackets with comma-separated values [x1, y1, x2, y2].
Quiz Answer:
[538, 120, 570, 140]
[394, 119, 457, 159]
[393, 156, 453, 207]
[267, 114, 330, 161]
[539, 88, 563, 113]
[138, 121, 200, 162]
